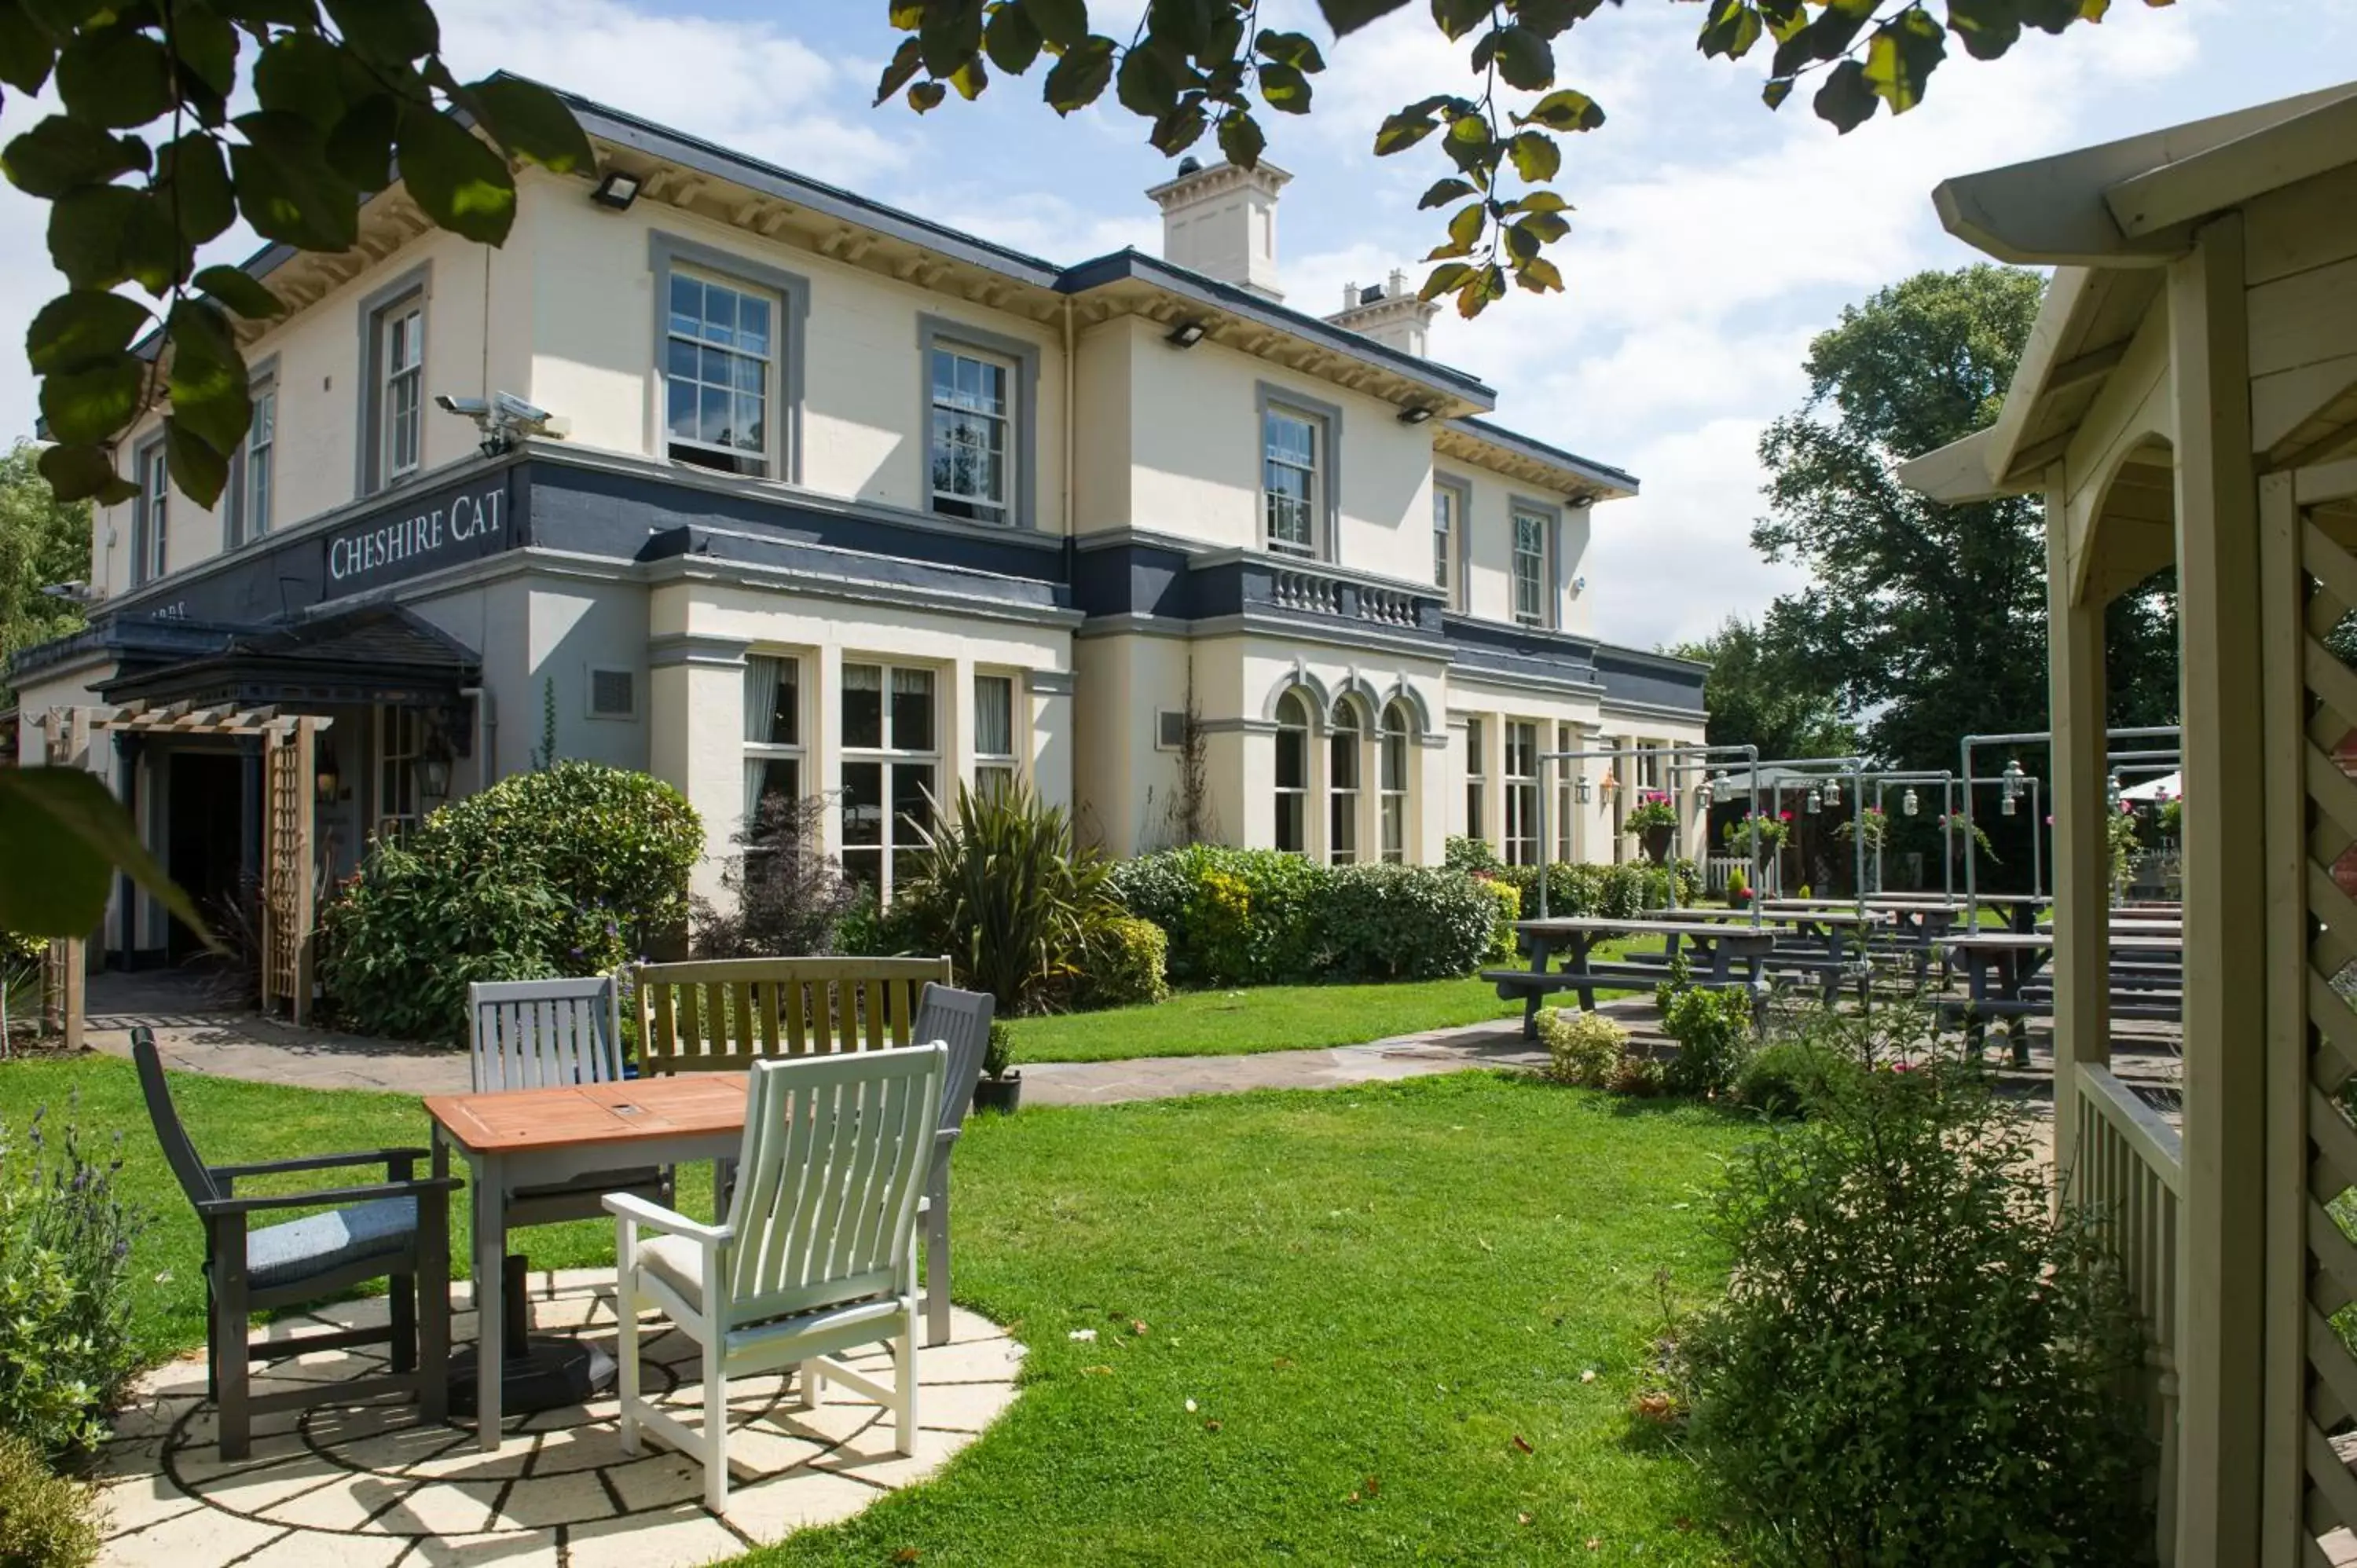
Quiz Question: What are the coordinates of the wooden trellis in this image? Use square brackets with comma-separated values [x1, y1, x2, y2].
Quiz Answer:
[37, 700, 329, 1028]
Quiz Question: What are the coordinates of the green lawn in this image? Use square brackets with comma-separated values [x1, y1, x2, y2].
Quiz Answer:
[1006, 940, 1644, 1066]
[3, 1056, 1743, 1565]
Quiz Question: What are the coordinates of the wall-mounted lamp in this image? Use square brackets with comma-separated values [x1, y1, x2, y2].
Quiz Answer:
[420, 756, 452, 801]
[590, 169, 642, 211]
[1396, 405, 1435, 425]
[1164, 320, 1208, 349]
[313, 746, 340, 806]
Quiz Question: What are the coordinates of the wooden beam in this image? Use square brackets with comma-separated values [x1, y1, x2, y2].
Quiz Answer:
[2049, 339, 2132, 392]
[2108, 90, 2357, 240]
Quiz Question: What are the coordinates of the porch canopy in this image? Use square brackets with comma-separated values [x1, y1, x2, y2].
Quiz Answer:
[1901, 79, 2357, 1566]
[97, 604, 480, 713]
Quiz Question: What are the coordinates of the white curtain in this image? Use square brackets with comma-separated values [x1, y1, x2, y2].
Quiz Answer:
[742, 657, 783, 819]
[975, 675, 1013, 757]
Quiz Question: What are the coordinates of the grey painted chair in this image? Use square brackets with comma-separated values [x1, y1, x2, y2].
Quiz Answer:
[910, 983, 995, 1346]
[467, 978, 674, 1232]
[132, 1028, 458, 1460]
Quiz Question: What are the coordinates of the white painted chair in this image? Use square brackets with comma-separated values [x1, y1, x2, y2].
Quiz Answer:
[606, 1042, 948, 1513]
[467, 978, 671, 1229]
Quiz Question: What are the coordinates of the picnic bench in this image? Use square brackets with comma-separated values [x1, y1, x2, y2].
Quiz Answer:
[1937, 931, 2184, 1060]
[1485, 917, 1778, 1039]
[1651, 906, 1888, 1003]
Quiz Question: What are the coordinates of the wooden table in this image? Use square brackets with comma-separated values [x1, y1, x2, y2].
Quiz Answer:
[1937, 932, 2185, 1056]
[1489, 918, 1779, 1036]
[426, 1074, 751, 1449]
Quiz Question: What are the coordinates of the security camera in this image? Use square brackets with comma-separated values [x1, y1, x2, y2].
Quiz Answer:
[434, 394, 489, 417]
[39, 581, 91, 603]
[493, 390, 555, 427]
[434, 389, 569, 455]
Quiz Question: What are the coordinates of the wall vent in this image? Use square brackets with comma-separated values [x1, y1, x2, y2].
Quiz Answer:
[588, 667, 637, 720]
[1156, 710, 1188, 750]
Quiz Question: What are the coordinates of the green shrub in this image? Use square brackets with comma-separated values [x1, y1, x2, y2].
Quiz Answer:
[1685, 1052, 2149, 1563]
[981, 1018, 1014, 1081]
[1538, 1008, 1626, 1088]
[1310, 863, 1496, 981]
[1442, 835, 1504, 875]
[319, 763, 702, 1042]
[1494, 859, 1699, 920]
[1609, 1052, 1667, 1097]
[0, 1433, 98, 1568]
[692, 793, 860, 958]
[894, 782, 1115, 1014]
[0, 1105, 141, 1460]
[1732, 1039, 1859, 1119]
[1656, 979, 1754, 1098]
[1106, 847, 1325, 986]
[1472, 875, 1519, 962]
[1076, 914, 1170, 1009]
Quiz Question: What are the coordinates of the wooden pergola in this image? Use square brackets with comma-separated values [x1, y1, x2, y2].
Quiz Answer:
[33, 699, 331, 1031]
[1905, 81, 2357, 1564]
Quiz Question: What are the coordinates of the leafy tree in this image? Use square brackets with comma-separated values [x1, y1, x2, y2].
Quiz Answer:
[1670, 614, 1857, 764]
[0, 440, 90, 706]
[1750, 264, 2177, 779]
[873, 0, 2139, 320]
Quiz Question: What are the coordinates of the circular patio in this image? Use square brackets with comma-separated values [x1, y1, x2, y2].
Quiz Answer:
[91, 1269, 1024, 1568]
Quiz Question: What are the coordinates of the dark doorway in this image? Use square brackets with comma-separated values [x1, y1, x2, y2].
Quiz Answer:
[166, 751, 246, 964]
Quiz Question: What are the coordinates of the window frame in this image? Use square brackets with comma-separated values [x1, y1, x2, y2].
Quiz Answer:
[1431, 473, 1470, 611]
[649, 231, 810, 485]
[1464, 716, 1486, 844]
[1379, 701, 1410, 864]
[225, 359, 277, 549]
[1255, 382, 1342, 562]
[1274, 691, 1310, 854]
[1328, 698, 1365, 866]
[973, 669, 1020, 797]
[1504, 720, 1541, 867]
[131, 434, 168, 586]
[742, 652, 805, 829]
[377, 703, 423, 838]
[354, 263, 431, 498]
[663, 266, 777, 478]
[1510, 496, 1561, 630]
[839, 658, 941, 902]
[918, 315, 1041, 529]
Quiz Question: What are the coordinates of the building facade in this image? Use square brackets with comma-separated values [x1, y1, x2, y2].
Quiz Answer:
[9, 82, 1706, 965]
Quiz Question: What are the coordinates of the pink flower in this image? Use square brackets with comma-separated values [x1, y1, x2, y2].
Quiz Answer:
[1779, 811, 1793, 822]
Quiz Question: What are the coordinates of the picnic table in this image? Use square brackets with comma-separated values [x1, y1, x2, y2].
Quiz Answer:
[1654, 906, 1888, 1002]
[427, 1073, 753, 1450]
[1486, 917, 1778, 1038]
[1937, 931, 2185, 1058]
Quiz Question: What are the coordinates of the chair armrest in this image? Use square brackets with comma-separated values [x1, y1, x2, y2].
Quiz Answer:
[210, 1148, 432, 1181]
[602, 1191, 731, 1244]
[197, 1174, 463, 1218]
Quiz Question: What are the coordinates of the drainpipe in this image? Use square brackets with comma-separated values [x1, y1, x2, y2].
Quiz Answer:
[462, 686, 496, 790]
[1061, 296, 1075, 537]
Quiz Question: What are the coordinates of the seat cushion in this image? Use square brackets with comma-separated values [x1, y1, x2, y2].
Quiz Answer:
[246, 1197, 416, 1291]
[636, 1232, 706, 1313]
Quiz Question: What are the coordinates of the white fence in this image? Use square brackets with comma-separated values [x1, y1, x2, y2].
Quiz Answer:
[1702, 855, 1781, 897]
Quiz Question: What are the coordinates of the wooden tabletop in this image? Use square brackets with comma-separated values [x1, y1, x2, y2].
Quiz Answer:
[1517, 917, 1776, 940]
[425, 1074, 750, 1156]
[1941, 932, 2183, 952]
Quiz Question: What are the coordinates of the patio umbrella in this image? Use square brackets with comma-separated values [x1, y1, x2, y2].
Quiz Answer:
[2120, 771, 2179, 802]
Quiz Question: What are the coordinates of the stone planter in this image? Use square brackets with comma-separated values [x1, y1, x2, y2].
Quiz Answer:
[1640, 824, 1676, 865]
[973, 1072, 1023, 1116]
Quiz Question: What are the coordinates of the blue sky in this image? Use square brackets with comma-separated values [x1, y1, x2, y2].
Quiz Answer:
[0, 1, 2343, 648]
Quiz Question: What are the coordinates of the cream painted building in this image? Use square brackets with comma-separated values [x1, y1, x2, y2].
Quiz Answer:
[8, 81, 1705, 965]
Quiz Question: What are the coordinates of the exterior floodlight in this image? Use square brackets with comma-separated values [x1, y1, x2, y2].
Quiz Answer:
[590, 170, 641, 211]
[1165, 320, 1208, 348]
[1902, 788, 1920, 817]
[1396, 405, 1435, 425]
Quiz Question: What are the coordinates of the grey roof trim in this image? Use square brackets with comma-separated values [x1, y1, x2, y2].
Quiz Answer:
[1592, 641, 1712, 676]
[1600, 695, 1712, 723]
[1446, 416, 1639, 496]
[1058, 250, 1497, 409]
[643, 555, 1084, 629]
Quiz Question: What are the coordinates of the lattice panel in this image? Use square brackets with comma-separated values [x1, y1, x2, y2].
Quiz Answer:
[2293, 515, 2357, 1559]
[261, 729, 306, 1017]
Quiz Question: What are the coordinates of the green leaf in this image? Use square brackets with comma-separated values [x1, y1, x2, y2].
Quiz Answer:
[395, 101, 515, 243]
[1418, 176, 1475, 209]
[984, 4, 1043, 74]
[1697, 0, 1765, 58]
[1947, 0, 2023, 59]
[322, 0, 438, 62]
[165, 297, 249, 455]
[1441, 112, 1495, 177]
[1455, 262, 1506, 318]
[1476, 26, 1554, 93]
[53, 24, 171, 128]
[0, 0, 56, 95]
[48, 184, 185, 291]
[1043, 34, 1115, 114]
[1373, 106, 1439, 156]
[1506, 129, 1559, 181]
[232, 111, 361, 249]
[0, 766, 214, 943]
[157, 131, 237, 244]
[36, 441, 126, 505]
[1117, 42, 1183, 117]
[1512, 0, 1607, 37]
[36, 349, 145, 444]
[2, 115, 146, 198]
[1761, 75, 1794, 109]
[1257, 60, 1310, 114]
[907, 79, 947, 112]
[949, 53, 989, 101]
[1215, 108, 1264, 167]
[1439, 198, 1486, 256]
[322, 91, 398, 189]
[253, 31, 350, 129]
[213, 0, 324, 25]
[1515, 208, 1571, 244]
[1508, 189, 1569, 213]
[194, 264, 284, 321]
[1318, 0, 1412, 32]
[1517, 87, 1604, 132]
[1022, 0, 1088, 49]
[472, 76, 594, 173]
[170, 3, 241, 97]
[875, 35, 926, 104]
[1513, 254, 1564, 293]
[1149, 97, 1208, 156]
[1430, 0, 1490, 42]
[1418, 261, 1474, 301]
[1255, 30, 1325, 71]
[1862, 6, 1947, 115]
[1813, 57, 1880, 132]
[164, 413, 232, 510]
[25, 289, 148, 375]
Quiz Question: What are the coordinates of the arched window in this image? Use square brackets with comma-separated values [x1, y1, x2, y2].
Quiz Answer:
[1380, 701, 1410, 863]
[1329, 700, 1363, 865]
[1274, 692, 1309, 853]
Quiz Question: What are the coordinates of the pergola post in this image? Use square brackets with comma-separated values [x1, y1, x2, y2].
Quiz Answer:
[2047, 485, 2112, 1189]
[2169, 210, 2268, 1561]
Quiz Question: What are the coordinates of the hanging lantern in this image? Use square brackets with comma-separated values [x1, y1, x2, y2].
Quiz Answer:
[2001, 789, 2018, 817]
[1806, 786, 1823, 815]
[1695, 779, 1714, 808]
[2106, 770, 2123, 807]
[1574, 775, 1592, 804]
[1902, 788, 1920, 818]
[2000, 757, 2025, 800]
[1822, 775, 1841, 808]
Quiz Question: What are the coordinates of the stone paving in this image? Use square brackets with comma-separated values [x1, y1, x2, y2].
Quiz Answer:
[94, 1269, 1022, 1568]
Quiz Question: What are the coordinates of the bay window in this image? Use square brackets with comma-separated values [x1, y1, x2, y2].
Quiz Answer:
[742, 654, 803, 826]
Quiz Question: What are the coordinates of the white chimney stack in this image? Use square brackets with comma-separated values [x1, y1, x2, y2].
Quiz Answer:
[1323, 269, 1439, 358]
[1146, 156, 1291, 302]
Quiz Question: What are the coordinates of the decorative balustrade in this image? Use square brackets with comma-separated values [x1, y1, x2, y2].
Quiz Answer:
[1268, 567, 1343, 616]
[1259, 563, 1435, 632]
[1356, 585, 1419, 628]
[2070, 1061, 2182, 1563]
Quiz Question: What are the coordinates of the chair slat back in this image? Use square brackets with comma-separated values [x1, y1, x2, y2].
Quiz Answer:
[909, 984, 995, 1138]
[632, 957, 953, 1075]
[130, 1028, 220, 1209]
[468, 976, 625, 1093]
[720, 1043, 945, 1328]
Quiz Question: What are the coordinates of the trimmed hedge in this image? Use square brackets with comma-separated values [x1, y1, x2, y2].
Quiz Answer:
[1493, 858, 1700, 919]
[1077, 914, 1171, 1009]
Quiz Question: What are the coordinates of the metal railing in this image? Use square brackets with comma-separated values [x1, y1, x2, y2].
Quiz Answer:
[2071, 1061, 2182, 1564]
